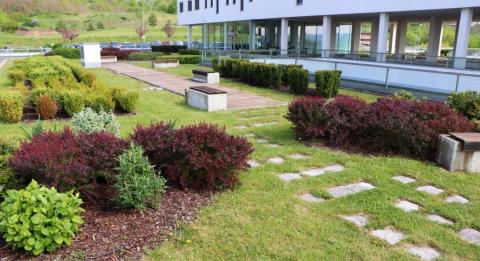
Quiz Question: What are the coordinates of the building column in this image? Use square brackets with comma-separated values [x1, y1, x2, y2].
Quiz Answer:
[454, 8, 473, 69]
[291, 23, 299, 50]
[330, 22, 337, 52]
[266, 22, 276, 49]
[376, 12, 390, 62]
[322, 16, 332, 57]
[389, 23, 397, 54]
[351, 20, 362, 53]
[224, 23, 228, 50]
[248, 21, 255, 50]
[187, 25, 193, 49]
[395, 19, 407, 55]
[370, 19, 379, 54]
[280, 18, 289, 55]
[427, 16, 444, 61]
[202, 24, 209, 49]
[300, 23, 306, 51]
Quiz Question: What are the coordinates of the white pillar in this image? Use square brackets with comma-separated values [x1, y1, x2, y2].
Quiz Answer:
[370, 19, 379, 54]
[280, 18, 289, 55]
[291, 23, 299, 50]
[249, 21, 256, 50]
[224, 23, 228, 50]
[187, 25, 193, 49]
[427, 16, 444, 60]
[377, 13, 390, 62]
[454, 8, 473, 69]
[395, 19, 407, 55]
[351, 20, 362, 53]
[322, 16, 332, 57]
[389, 23, 397, 54]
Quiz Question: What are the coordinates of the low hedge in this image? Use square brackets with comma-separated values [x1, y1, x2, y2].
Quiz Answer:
[288, 67, 309, 95]
[0, 91, 24, 123]
[315, 70, 341, 98]
[218, 59, 282, 88]
[151, 45, 187, 53]
[52, 47, 81, 59]
[286, 96, 475, 160]
[279, 64, 303, 85]
[179, 49, 200, 55]
[156, 55, 200, 64]
[127, 52, 160, 61]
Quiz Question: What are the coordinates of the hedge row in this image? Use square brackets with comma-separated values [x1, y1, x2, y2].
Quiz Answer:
[101, 48, 136, 60]
[217, 59, 283, 88]
[156, 55, 200, 64]
[51, 47, 81, 59]
[179, 49, 200, 55]
[286, 95, 475, 160]
[151, 45, 187, 53]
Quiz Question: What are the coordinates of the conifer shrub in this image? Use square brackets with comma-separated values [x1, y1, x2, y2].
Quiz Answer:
[60, 90, 85, 117]
[315, 70, 342, 98]
[35, 95, 58, 120]
[287, 67, 309, 95]
[0, 91, 24, 123]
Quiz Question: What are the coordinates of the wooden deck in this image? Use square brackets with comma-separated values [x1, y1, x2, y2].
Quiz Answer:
[103, 63, 287, 110]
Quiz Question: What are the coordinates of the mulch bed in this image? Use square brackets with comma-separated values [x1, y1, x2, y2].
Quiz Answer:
[0, 189, 211, 261]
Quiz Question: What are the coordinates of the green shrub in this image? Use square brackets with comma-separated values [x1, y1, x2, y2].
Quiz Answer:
[0, 180, 83, 255]
[0, 91, 24, 123]
[156, 55, 200, 64]
[218, 59, 282, 88]
[8, 70, 25, 84]
[112, 89, 139, 113]
[87, 95, 115, 112]
[52, 47, 81, 59]
[114, 144, 167, 209]
[394, 90, 416, 100]
[127, 52, 159, 61]
[60, 90, 85, 117]
[0, 139, 16, 156]
[211, 58, 220, 72]
[35, 95, 58, 120]
[288, 67, 310, 95]
[71, 107, 120, 136]
[151, 45, 187, 53]
[315, 70, 341, 98]
[179, 49, 200, 55]
[448, 91, 480, 120]
[279, 64, 303, 85]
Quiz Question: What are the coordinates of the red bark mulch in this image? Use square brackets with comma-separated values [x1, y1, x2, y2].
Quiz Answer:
[0, 189, 211, 261]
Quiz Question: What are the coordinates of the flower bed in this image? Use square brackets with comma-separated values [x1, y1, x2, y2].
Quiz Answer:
[286, 95, 475, 160]
[0, 56, 139, 123]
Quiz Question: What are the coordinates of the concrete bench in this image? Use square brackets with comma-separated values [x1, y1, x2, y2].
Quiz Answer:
[192, 69, 220, 84]
[436, 133, 480, 173]
[152, 59, 179, 69]
[101, 56, 117, 63]
[185, 86, 227, 112]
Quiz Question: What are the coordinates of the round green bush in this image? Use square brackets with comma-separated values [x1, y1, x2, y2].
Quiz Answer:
[0, 180, 84, 255]
[0, 91, 25, 123]
[60, 91, 85, 117]
[315, 70, 341, 98]
[112, 89, 139, 113]
[288, 67, 309, 95]
[29, 88, 58, 107]
[87, 95, 115, 112]
[115, 144, 167, 209]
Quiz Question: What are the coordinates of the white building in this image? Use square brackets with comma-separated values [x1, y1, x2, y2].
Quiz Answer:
[178, 0, 480, 97]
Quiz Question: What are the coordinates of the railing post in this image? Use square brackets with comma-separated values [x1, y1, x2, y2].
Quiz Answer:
[385, 67, 390, 90]
[455, 74, 460, 93]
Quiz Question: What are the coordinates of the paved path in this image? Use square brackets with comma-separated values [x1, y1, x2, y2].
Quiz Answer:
[103, 62, 287, 110]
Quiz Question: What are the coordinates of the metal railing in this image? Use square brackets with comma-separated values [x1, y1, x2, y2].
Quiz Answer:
[201, 48, 480, 71]
[0, 47, 51, 58]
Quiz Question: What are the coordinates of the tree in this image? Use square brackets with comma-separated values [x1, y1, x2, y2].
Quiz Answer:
[166, 1, 177, 14]
[57, 28, 79, 42]
[87, 23, 95, 31]
[97, 22, 104, 30]
[148, 13, 157, 27]
[136, 24, 147, 40]
[162, 20, 176, 39]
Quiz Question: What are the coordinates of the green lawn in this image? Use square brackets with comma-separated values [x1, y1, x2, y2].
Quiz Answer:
[0, 63, 479, 260]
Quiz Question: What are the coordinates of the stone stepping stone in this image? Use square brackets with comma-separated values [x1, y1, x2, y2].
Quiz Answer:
[244, 133, 256, 138]
[268, 157, 284, 164]
[406, 246, 441, 261]
[444, 195, 469, 204]
[266, 144, 281, 148]
[253, 122, 277, 127]
[371, 228, 405, 245]
[392, 176, 416, 184]
[236, 125, 249, 130]
[301, 164, 345, 177]
[278, 173, 302, 182]
[395, 200, 420, 213]
[328, 182, 375, 198]
[247, 160, 261, 168]
[342, 215, 368, 228]
[256, 139, 269, 144]
[459, 228, 480, 246]
[426, 214, 454, 225]
[298, 193, 324, 203]
[416, 186, 445, 196]
[289, 154, 309, 160]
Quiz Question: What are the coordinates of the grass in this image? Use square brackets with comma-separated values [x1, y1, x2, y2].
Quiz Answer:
[0, 62, 478, 260]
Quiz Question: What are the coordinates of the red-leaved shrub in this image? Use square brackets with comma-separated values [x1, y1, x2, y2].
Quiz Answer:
[286, 96, 475, 160]
[9, 128, 128, 192]
[101, 48, 136, 60]
[131, 123, 254, 191]
[285, 96, 329, 140]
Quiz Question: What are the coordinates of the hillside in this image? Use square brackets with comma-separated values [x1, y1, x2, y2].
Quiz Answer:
[0, 0, 202, 47]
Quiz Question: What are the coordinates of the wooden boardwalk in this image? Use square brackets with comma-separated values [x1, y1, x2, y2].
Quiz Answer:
[103, 62, 287, 110]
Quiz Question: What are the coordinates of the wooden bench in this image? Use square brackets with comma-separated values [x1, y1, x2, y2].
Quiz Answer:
[192, 69, 220, 84]
[185, 86, 227, 112]
[152, 59, 179, 69]
[436, 133, 480, 172]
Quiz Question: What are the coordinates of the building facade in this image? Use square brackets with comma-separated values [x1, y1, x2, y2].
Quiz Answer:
[178, 0, 480, 96]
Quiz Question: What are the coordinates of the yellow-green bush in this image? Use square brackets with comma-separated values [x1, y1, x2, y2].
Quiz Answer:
[86, 95, 115, 112]
[7, 70, 25, 84]
[0, 91, 25, 123]
[112, 88, 140, 113]
[60, 90, 85, 117]
[29, 87, 58, 106]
